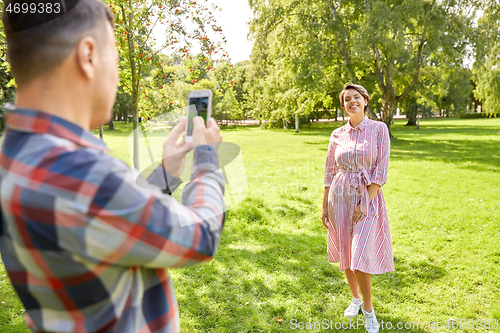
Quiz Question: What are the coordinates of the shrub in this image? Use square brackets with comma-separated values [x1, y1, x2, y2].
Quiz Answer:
[460, 113, 500, 119]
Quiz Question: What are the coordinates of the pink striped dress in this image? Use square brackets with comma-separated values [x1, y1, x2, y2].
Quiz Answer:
[324, 116, 394, 274]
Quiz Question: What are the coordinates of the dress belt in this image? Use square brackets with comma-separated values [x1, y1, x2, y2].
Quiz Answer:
[339, 169, 371, 217]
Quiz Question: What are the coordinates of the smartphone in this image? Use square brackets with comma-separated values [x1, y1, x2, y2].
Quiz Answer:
[185, 89, 212, 142]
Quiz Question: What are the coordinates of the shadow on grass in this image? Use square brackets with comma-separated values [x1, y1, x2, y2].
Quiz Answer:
[298, 121, 500, 173]
[221, 124, 260, 131]
[390, 137, 500, 172]
[171, 196, 448, 332]
[280, 194, 313, 206]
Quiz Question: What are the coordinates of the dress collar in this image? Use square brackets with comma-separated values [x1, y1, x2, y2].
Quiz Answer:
[3, 102, 110, 152]
[346, 115, 368, 132]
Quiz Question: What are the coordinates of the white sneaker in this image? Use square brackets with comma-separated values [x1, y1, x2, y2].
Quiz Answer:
[344, 298, 363, 318]
[362, 308, 380, 333]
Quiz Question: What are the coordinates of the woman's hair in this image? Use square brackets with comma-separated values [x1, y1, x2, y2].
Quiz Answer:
[339, 83, 370, 112]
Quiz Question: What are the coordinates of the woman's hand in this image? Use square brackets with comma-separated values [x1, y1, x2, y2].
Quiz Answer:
[321, 206, 329, 228]
[352, 202, 365, 225]
[352, 184, 379, 225]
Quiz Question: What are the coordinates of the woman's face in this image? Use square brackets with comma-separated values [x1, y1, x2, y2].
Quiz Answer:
[343, 89, 367, 114]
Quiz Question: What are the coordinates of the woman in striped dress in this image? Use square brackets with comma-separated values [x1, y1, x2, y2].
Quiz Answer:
[321, 83, 394, 333]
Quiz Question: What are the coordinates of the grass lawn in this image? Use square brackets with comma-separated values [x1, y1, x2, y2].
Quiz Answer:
[1, 117, 500, 332]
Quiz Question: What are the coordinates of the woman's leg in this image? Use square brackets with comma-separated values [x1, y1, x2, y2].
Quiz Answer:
[355, 271, 373, 312]
[344, 269, 361, 299]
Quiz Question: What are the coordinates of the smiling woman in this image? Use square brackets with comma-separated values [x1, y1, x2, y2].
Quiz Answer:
[322, 83, 394, 333]
[339, 84, 370, 113]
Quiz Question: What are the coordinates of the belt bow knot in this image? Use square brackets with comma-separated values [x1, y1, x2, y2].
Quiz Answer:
[345, 168, 371, 217]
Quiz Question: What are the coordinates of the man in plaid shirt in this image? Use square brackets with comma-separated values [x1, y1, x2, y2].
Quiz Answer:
[0, 0, 225, 332]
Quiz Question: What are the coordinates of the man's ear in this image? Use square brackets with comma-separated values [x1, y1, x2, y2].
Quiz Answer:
[76, 37, 99, 80]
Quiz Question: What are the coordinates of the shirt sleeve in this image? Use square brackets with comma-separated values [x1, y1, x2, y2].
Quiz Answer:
[61, 145, 226, 269]
[370, 123, 390, 187]
[324, 131, 339, 187]
[145, 163, 182, 195]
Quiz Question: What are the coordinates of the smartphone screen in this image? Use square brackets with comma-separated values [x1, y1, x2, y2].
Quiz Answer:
[187, 97, 209, 136]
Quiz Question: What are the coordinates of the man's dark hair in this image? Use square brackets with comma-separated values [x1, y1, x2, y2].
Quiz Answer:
[2, 0, 114, 86]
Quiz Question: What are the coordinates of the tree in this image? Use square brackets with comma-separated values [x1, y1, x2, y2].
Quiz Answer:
[0, 0, 16, 132]
[327, 0, 379, 120]
[113, 86, 133, 122]
[436, 67, 473, 117]
[473, 0, 500, 114]
[359, 0, 475, 134]
[249, 0, 477, 136]
[249, 0, 345, 131]
[107, 0, 229, 169]
[211, 62, 241, 122]
[401, 63, 473, 125]
[232, 60, 251, 119]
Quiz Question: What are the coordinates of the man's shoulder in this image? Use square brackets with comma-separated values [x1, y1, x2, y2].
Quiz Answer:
[1, 130, 129, 194]
[48, 146, 131, 191]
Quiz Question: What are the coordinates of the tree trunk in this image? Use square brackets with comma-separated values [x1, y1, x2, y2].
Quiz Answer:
[99, 126, 103, 141]
[295, 113, 299, 133]
[405, 113, 417, 126]
[108, 119, 115, 130]
[125, 10, 140, 169]
[380, 96, 397, 138]
[405, 103, 418, 126]
[132, 104, 139, 169]
[367, 105, 379, 120]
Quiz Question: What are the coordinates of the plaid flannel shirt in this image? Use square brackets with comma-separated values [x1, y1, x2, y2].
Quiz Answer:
[0, 104, 225, 333]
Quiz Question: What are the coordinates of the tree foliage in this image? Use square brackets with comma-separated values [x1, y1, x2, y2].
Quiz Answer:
[0, 0, 16, 131]
[473, 0, 500, 115]
[248, 0, 478, 135]
[106, 0, 231, 168]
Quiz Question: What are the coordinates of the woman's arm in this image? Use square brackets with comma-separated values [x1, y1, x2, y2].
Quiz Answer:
[322, 187, 330, 228]
[370, 123, 391, 187]
[368, 123, 389, 200]
[322, 132, 338, 228]
[367, 183, 380, 201]
[324, 132, 339, 188]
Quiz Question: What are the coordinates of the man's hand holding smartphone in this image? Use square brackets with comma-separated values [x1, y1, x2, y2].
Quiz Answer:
[192, 116, 222, 149]
[161, 116, 222, 178]
[161, 118, 192, 178]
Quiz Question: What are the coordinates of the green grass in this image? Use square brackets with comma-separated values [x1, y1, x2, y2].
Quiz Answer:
[1, 117, 500, 332]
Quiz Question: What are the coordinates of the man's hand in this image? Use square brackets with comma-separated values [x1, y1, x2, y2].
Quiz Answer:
[162, 118, 193, 178]
[192, 116, 222, 149]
